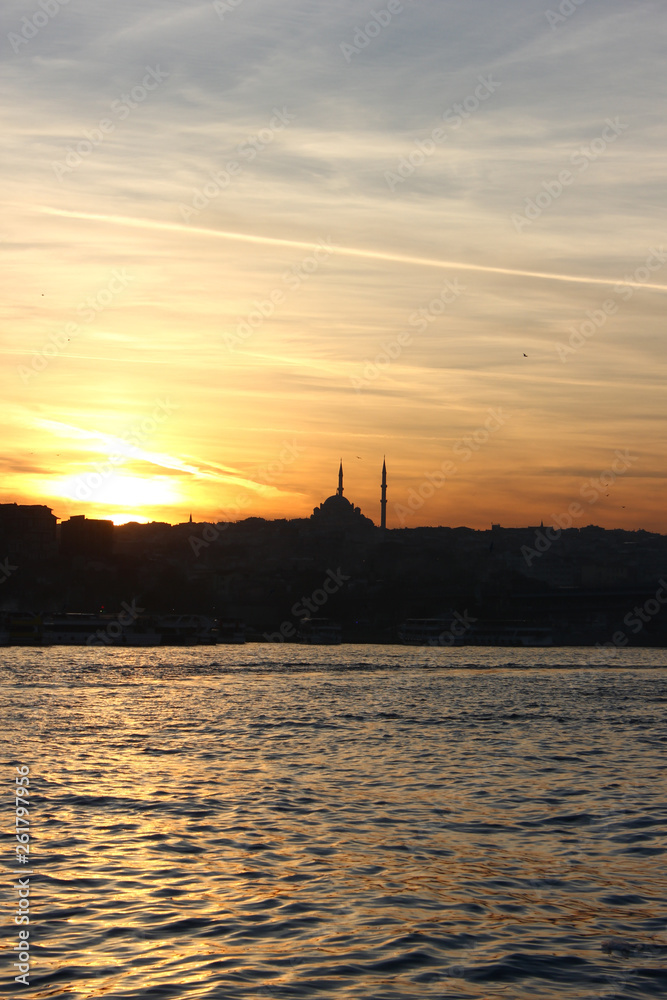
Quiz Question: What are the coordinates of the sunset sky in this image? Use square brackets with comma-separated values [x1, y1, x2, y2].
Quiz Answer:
[2, 0, 666, 530]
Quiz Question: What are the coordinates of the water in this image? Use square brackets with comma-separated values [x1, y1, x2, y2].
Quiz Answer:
[2, 646, 666, 999]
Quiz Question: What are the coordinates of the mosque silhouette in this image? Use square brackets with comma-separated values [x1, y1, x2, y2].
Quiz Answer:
[311, 460, 387, 529]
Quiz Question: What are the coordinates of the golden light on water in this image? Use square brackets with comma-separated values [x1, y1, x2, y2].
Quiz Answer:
[9, 655, 665, 998]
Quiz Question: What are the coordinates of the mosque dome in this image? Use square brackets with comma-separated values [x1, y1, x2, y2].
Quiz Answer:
[311, 461, 375, 529]
[319, 494, 354, 514]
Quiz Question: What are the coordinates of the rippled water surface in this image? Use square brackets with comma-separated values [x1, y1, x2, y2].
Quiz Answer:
[2, 646, 666, 998]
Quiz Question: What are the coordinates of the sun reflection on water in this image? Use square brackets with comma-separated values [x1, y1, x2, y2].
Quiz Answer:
[3, 648, 666, 998]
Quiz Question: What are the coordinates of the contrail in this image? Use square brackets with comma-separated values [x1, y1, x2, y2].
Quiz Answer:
[38, 206, 667, 293]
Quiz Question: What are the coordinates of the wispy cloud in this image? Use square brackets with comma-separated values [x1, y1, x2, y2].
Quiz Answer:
[33, 419, 280, 494]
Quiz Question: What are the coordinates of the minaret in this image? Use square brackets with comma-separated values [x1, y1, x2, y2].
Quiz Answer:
[380, 457, 387, 530]
[337, 459, 344, 497]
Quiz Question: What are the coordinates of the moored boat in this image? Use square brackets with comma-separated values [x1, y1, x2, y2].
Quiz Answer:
[397, 618, 453, 645]
[44, 613, 109, 645]
[156, 614, 218, 645]
[5, 612, 50, 646]
[397, 618, 553, 647]
[43, 613, 163, 646]
[217, 618, 246, 643]
[296, 617, 342, 644]
[463, 622, 553, 646]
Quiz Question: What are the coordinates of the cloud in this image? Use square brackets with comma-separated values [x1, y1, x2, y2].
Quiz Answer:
[32, 418, 283, 493]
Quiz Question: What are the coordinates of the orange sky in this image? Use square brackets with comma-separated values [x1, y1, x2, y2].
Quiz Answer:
[3, 2, 666, 532]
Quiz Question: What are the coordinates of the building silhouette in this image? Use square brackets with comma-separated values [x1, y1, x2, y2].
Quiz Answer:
[60, 515, 114, 558]
[310, 461, 376, 530]
[0, 503, 57, 560]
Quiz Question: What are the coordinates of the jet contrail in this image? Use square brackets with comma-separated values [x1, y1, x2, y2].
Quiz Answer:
[37, 206, 667, 293]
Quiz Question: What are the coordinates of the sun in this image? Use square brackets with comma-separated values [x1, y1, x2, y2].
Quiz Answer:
[97, 476, 180, 508]
[53, 475, 181, 510]
[108, 513, 152, 526]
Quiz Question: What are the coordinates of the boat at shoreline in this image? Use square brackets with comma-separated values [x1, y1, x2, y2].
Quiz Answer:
[398, 618, 553, 647]
[296, 617, 342, 644]
[43, 613, 163, 646]
[397, 618, 454, 645]
[217, 618, 246, 643]
[0, 611, 551, 647]
[154, 614, 218, 645]
[3, 613, 50, 646]
[1, 611, 218, 646]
